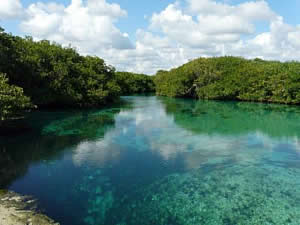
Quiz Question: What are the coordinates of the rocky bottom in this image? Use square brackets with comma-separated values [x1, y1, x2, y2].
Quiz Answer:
[108, 164, 300, 225]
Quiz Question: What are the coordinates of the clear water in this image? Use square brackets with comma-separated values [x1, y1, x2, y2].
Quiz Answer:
[1, 96, 300, 225]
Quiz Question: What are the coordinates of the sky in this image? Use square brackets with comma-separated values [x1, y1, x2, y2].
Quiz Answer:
[0, 0, 300, 74]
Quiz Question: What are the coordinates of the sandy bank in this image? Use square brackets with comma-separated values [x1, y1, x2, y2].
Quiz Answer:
[0, 190, 59, 225]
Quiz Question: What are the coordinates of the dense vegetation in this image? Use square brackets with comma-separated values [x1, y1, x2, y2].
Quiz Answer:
[0, 28, 152, 122]
[0, 73, 33, 120]
[115, 72, 155, 95]
[0, 27, 121, 109]
[2, 26, 300, 123]
[155, 57, 300, 104]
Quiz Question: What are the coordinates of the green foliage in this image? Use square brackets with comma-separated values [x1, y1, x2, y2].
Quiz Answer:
[0, 28, 120, 108]
[0, 27, 157, 125]
[154, 56, 300, 104]
[0, 73, 33, 120]
[0, 189, 8, 196]
[115, 72, 155, 94]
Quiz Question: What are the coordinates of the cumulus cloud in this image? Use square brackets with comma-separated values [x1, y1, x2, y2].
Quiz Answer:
[229, 17, 300, 61]
[0, 0, 23, 20]
[21, 0, 133, 53]
[98, 30, 191, 74]
[126, 0, 300, 73]
[104, 0, 300, 74]
[148, 0, 277, 53]
[150, 1, 277, 47]
[187, 0, 276, 20]
[2, 0, 300, 74]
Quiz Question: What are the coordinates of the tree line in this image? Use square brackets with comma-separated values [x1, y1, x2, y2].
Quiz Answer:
[1, 27, 300, 122]
[116, 72, 155, 95]
[0, 27, 154, 121]
[154, 56, 300, 104]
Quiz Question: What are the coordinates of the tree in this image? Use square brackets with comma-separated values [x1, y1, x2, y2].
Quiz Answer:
[116, 72, 155, 94]
[0, 28, 121, 108]
[154, 56, 300, 105]
[0, 73, 33, 120]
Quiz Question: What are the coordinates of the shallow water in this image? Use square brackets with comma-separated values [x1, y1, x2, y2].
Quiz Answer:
[1, 96, 300, 225]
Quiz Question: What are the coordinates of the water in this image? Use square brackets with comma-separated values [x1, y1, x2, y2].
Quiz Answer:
[1, 96, 300, 225]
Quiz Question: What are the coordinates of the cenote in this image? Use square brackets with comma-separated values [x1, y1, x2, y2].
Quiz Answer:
[1, 95, 300, 225]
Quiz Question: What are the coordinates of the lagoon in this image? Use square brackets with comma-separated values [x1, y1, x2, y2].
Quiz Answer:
[1, 96, 300, 225]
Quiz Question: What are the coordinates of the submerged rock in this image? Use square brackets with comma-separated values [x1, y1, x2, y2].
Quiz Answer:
[0, 190, 59, 225]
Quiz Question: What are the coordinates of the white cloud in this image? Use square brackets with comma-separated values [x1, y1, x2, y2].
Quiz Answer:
[21, 0, 133, 52]
[123, 0, 300, 74]
[0, 0, 23, 20]
[230, 17, 300, 61]
[3, 0, 300, 74]
[102, 0, 288, 74]
[149, 1, 276, 49]
[288, 30, 300, 48]
[187, 0, 276, 20]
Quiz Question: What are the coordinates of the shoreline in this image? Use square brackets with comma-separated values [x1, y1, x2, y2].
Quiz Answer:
[0, 190, 59, 225]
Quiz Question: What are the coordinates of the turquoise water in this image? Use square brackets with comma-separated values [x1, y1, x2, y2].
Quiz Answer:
[1, 96, 300, 225]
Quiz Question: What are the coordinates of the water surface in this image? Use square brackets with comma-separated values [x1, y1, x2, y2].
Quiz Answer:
[1, 96, 300, 225]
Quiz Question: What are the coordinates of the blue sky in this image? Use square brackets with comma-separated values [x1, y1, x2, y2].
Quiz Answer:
[2, 0, 175, 37]
[4, 0, 298, 38]
[1, 0, 300, 74]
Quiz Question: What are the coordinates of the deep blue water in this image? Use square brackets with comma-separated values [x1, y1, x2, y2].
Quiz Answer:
[1, 96, 300, 225]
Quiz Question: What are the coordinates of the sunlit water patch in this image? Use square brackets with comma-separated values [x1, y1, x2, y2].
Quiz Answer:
[0, 96, 300, 225]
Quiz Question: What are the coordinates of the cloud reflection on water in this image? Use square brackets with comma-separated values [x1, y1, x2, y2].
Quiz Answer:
[72, 96, 300, 171]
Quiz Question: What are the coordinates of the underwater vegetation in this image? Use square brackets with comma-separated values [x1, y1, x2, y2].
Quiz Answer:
[160, 97, 300, 138]
[111, 164, 300, 225]
[71, 167, 115, 225]
[42, 110, 119, 140]
[0, 108, 121, 189]
[2, 96, 300, 225]
[41, 98, 134, 141]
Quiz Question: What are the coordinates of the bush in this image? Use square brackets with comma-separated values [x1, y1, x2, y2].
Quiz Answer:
[0, 73, 33, 120]
[154, 56, 300, 104]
